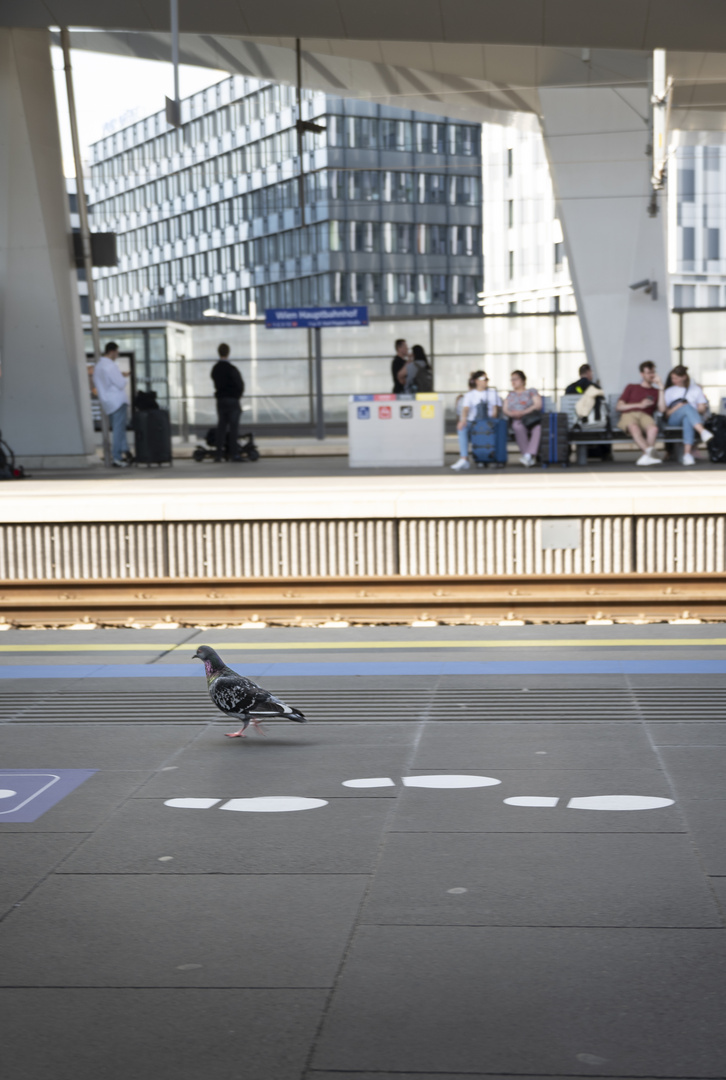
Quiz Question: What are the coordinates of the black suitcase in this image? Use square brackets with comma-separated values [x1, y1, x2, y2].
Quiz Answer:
[540, 412, 570, 467]
[134, 409, 172, 466]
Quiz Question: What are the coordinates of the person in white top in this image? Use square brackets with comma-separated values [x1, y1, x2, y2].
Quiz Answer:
[93, 342, 130, 467]
[451, 370, 502, 471]
[663, 364, 713, 466]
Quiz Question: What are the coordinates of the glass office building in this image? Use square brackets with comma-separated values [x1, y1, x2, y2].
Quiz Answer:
[87, 77, 483, 321]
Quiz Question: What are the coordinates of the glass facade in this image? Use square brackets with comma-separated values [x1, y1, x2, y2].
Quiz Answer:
[670, 142, 726, 307]
[87, 77, 483, 320]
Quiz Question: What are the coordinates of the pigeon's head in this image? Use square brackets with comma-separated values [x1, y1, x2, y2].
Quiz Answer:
[192, 645, 224, 672]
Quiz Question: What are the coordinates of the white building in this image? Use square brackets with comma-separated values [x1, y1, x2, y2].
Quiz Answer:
[669, 140, 726, 309]
[479, 122, 574, 315]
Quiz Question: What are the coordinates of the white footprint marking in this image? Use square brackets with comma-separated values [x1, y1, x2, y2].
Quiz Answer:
[342, 777, 396, 790]
[402, 774, 502, 789]
[220, 797, 327, 813]
[505, 796, 560, 807]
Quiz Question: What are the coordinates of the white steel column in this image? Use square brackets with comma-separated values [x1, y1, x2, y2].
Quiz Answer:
[0, 29, 96, 467]
[539, 85, 671, 393]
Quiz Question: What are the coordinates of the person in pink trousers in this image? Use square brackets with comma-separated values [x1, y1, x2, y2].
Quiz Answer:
[503, 370, 542, 467]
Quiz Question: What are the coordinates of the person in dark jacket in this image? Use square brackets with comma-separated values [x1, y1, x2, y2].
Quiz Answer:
[211, 343, 244, 461]
[565, 363, 596, 395]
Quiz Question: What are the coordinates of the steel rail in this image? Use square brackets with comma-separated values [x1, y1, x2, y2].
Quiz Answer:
[1, 574, 726, 624]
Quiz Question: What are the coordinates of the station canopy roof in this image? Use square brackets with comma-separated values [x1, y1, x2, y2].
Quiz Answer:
[6, 0, 726, 132]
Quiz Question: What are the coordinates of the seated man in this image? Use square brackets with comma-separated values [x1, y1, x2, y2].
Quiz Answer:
[616, 360, 665, 466]
[565, 363, 596, 395]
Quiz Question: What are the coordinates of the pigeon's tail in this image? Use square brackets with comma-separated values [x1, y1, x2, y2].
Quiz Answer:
[269, 695, 307, 724]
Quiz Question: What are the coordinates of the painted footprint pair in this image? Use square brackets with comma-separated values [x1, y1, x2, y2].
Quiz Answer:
[165, 773, 674, 814]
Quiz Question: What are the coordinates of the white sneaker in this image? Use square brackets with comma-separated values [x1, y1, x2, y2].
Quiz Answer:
[450, 458, 470, 471]
[682, 452, 696, 466]
[112, 459, 129, 468]
[636, 453, 652, 466]
[519, 454, 531, 467]
[701, 429, 713, 444]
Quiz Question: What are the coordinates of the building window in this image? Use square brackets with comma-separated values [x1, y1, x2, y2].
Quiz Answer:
[507, 147, 513, 177]
[381, 120, 412, 152]
[508, 200, 514, 228]
[707, 227, 720, 260]
[679, 168, 695, 202]
[674, 283, 695, 307]
[346, 117, 378, 150]
[705, 146, 720, 171]
[554, 242, 564, 268]
[397, 274, 415, 304]
[682, 227, 695, 263]
[382, 171, 414, 203]
[508, 250, 515, 279]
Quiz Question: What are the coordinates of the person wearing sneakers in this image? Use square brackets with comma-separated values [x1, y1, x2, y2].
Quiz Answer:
[451, 370, 502, 471]
[663, 364, 712, 466]
[503, 370, 542, 467]
[616, 361, 666, 466]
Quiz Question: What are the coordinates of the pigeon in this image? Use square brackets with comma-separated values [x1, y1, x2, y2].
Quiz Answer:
[192, 645, 307, 737]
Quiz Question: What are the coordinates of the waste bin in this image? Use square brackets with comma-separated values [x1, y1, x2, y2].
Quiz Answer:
[133, 409, 172, 466]
[348, 393, 444, 467]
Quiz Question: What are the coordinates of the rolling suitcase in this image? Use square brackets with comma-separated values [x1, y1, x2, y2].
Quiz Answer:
[540, 412, 570, 467]
[469, 404, 508, 468]
[133, 409, 172, 466]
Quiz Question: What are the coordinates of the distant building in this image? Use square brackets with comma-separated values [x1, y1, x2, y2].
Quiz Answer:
[479, 122, 574, 314]
[670, 141, 726, 308]
[86, 76, 483, 320]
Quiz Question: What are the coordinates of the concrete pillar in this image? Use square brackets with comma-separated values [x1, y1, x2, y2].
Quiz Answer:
[0, 29, 97, 467]
[539, 86, 671, 394]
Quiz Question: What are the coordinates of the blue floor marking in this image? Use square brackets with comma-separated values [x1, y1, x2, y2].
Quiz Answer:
[1, 660, 726, 678]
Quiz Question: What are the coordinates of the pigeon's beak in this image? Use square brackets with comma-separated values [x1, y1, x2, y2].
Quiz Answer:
[192, 652, 201, 660]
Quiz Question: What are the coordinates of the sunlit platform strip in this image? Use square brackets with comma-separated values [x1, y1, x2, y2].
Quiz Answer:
[2, 660, 726, 678]
[0, 637, 724, 652]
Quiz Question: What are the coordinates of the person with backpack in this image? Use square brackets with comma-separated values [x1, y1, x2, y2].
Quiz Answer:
[663, 364, 713, 466]
[211, 343, 245, 462]
[404, 344, 434, 393]
[451, 370, 502, 471]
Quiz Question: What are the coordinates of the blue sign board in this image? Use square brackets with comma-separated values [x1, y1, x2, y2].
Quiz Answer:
[266, 306, 368, 329]
[0, 770, 97, 822]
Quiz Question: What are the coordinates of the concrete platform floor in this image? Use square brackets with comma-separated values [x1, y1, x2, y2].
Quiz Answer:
[1, 625, 725, 1079]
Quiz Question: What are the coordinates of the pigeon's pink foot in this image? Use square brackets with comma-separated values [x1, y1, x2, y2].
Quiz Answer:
[250, 720, 267, 736]
[225, 728, 248, 738]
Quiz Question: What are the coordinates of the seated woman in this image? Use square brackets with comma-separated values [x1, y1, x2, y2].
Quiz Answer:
[664, 364, 713, 466]
[502, 369, 542, 467]
[451, 370, 502, 472]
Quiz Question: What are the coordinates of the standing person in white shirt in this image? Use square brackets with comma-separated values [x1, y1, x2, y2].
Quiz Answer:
[451, 370, 502, 471]
[663, 364, 713, 466]
[93, 342, 130, 467]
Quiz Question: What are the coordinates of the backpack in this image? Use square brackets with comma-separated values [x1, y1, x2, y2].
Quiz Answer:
[409, 362, 433, 393]
[576, 393, 609, 432]
[706, 416, 726, 463]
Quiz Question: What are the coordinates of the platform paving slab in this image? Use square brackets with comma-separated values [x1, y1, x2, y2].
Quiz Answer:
[673, 800, 726, 876]
[387, 768, 684, 833]
[0, 833, 82, 917]
[0, 988, 327, 1080]
[132, 722, 417, 798]
[311, 925, 726, 1077]
[360, 831, 720, 927]
[647, 722, 726, 745]
[658, 746, 726, 799]
[58, 796, 393, 875]
[0, 723, 202, 768]
[412, 721, 657, 770]
[0, 874, 367, 988]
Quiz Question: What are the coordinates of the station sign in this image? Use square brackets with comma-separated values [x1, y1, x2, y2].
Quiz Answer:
[265, 306, 369, 329]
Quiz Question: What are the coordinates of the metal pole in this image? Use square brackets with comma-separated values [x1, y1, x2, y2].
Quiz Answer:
[296, 38, 306, 226]
[171, 0, 180, 104]
[314, 326, 324, 440]
[60, 28, 112, 467]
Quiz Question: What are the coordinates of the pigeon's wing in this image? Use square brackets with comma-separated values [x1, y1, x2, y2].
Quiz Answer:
[252, 691, 307, 723]
[209, 674, 260, 717]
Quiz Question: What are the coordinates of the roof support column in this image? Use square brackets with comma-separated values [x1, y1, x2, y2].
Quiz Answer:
[0, 28, 96, 467]
[539, 85, 671, 393]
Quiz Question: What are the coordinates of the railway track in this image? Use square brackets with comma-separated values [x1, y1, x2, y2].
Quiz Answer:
[1, 573, 726, 624]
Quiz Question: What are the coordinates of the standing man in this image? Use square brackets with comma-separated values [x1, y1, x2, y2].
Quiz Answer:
[211, 343, 244, 462]
[391, 338, 410, 392]
[93, 342, 130, 468]
[616, 360, 666, 466]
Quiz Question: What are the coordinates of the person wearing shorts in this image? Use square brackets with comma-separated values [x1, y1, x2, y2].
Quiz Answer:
[616, 361, 666, 466]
